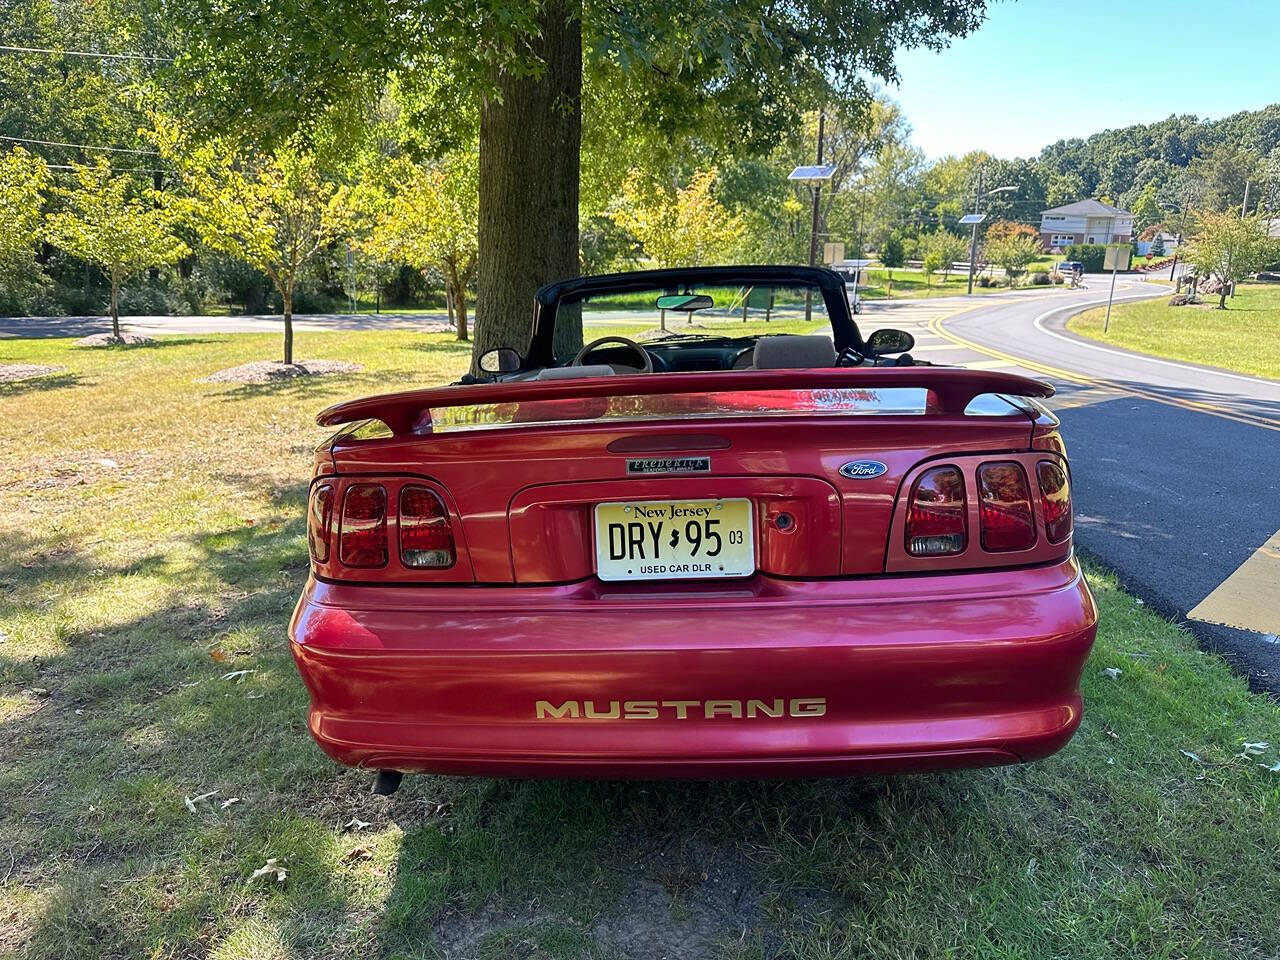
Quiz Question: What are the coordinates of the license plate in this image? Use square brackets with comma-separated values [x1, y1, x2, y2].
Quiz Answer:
[594, 498, 754, 582]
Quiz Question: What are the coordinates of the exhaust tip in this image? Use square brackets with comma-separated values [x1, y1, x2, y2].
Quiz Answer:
[371, 770, 403, 796]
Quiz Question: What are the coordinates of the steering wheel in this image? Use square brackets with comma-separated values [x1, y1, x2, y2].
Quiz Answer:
[572, 335, 654, 374]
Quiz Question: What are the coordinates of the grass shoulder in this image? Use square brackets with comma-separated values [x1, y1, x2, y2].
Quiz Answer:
[1069, 282, 1280, 380]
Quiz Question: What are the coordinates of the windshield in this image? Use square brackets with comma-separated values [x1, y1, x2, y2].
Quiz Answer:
[551, 282, 832, 363]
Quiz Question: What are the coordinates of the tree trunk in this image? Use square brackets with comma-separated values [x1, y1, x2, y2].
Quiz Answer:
[283, 288, 294, 364]
[110, 264, 121, 340]
[454, 279, 469, 342]
[474, 0, 581, 367]
[1218, 287, 1228, 309]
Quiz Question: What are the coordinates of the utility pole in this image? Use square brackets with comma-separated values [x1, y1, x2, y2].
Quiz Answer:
[966, 168, 984, 295]
[1242, 180, 1251, 217]
[805, 110, 826, 322]
[1169, 186, 1191, 283]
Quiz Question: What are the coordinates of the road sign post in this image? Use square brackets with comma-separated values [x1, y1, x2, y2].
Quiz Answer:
[1102, 244, 1132, 333]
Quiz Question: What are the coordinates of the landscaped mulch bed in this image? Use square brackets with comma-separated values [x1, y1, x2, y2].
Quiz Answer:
[199, 359, 364, 384]
[0, 363, 63, 383]
[74, 332, 155, 347]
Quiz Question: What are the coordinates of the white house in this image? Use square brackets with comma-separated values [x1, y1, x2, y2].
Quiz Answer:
[1038, 199, 1135, 252]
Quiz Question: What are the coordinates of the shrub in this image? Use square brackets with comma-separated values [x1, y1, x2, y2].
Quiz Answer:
[1063, 243, 1106, 272]
[1028, 271, 1051, 285]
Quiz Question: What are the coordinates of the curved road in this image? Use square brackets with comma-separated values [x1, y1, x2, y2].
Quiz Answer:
[859, 277, 1280, 689]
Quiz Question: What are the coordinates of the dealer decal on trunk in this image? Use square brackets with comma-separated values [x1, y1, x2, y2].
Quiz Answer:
[626, 457, 711, 475]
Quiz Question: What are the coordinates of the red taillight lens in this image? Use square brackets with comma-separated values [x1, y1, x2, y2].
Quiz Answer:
[906, 465, 967, 556]
[978, 462, 1036, 552]
[1037, 460, 1072, 544]
[339, 484, 388, 567]
[307, 483, 334, 563]
[399, 485, 455, 568]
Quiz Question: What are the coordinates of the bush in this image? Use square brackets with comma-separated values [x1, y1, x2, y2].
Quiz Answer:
[1168, 293, 1201, 306]
[1028, 271, 1051, 285]
[1063, 243, 1106, 272]
[976, 275, 994, 287]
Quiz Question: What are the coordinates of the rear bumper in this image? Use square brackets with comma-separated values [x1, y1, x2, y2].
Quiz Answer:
[289, 558, 1097, 778]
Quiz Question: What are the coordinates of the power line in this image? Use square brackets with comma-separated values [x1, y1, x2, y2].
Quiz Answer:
[0, 134, 160, 156]
[0, 44, 173, 63]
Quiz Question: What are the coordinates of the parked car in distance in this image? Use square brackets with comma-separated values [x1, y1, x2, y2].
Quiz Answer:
[289, 266, 1095, 790]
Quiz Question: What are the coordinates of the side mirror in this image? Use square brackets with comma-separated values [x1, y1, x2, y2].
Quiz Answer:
[478, 347, 523, 374]
[866, 328, 915, 357]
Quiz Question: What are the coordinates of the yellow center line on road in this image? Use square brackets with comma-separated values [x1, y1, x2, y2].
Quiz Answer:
[927, 313, 1280, 434]
[1187, 528, 1280, 637]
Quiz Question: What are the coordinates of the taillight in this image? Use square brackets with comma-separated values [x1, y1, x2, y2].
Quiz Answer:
[1037, 460, 1072, 543]
[906, 465, 967, 556]
[339, 484, 388, 567]
[399, 485, 455, 568]
[307, 483, 334, 563]
[978, 462, 1036, 551]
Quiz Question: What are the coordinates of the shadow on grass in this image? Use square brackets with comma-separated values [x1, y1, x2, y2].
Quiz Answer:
[73, 337, 222, 351]
[0, 373, 82, 397]
[209, 369, 393, 402]
[0, 504, 388, 957]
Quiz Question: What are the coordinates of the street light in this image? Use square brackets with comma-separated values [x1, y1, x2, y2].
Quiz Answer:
[965, 176, 1017, 295]
[790, 111, 836, 320]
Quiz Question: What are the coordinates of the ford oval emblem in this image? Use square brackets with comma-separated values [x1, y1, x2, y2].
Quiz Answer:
[839, 460, 888, 480]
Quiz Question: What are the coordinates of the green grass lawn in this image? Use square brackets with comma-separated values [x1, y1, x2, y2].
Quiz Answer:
[2, 330, 1278, 958]
[1069, 282, 1280, 380]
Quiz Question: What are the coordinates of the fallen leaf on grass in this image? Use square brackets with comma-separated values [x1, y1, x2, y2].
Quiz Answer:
[1261, 761, 1280, 774]
[344, 817, 370, 832]
[250, 858, 287, 883]
[208, 649, 229, 664]
[220, 797, 241, 810]
[221, 670, 254, 682]
[1239, 742, 1269, 758]
[343, 846, 373, 863]
[184, 790, 219, 813]
[1100, 667, 1122, 679]
[1180, 750, 1204, 764]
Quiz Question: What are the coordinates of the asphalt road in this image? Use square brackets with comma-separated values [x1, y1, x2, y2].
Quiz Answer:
[858, 276, 1280, 691]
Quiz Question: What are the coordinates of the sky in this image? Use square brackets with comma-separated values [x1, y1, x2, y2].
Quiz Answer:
[889, 0, 1280, 160]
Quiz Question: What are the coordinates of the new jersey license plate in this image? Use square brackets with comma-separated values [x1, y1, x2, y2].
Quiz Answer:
[594, 498, 754, 582]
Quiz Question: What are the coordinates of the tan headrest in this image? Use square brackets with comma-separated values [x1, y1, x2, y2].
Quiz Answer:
[751, 335, 837, 370]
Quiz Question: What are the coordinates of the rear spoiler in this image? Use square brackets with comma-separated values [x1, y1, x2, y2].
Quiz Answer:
[317, 368, 1054, 435]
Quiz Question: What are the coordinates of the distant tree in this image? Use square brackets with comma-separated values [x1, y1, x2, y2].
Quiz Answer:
[879, 232, 905, 297]
[376, 153, 479, 341]
[921, 228, 968, 281]
[615, 169, 743, 269]
[985, 233, 1040, 286]
[579, 215, 640, 275]
[0, 147, 50, 312]
[159, 127, 345, 364]
[44, 159, 188, 341]
[1182, 212, 1275, 308]
[1150, 233, 1166, 257]
[337, 175, 405, 315]
[921, 250, 943, 289]
[1189, 145, 1261, 212]
[1130, 181, 1162, 231]
[1044, 171, 1087, 209]
[985, 219, 1038, 242]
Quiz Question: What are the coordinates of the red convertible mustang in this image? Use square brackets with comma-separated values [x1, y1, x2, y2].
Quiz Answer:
[289, 266, 1096, 791]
